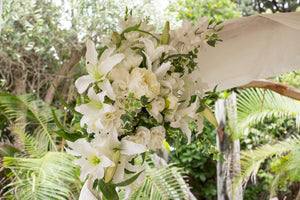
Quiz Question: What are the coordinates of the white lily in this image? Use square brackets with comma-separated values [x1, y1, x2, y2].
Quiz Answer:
[138, 38, 176, 71]
[113, 139, 147, 183]
[75, 40, 124, 94]
[66, 138, 115, 181]
[75, 88, 114, 133]
[169, 98, 202, 144]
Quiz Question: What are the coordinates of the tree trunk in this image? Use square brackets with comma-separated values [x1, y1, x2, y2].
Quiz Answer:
[215, 92, 243, 200]
[9, 69, 27, 151]
[44, 47, 84, 105]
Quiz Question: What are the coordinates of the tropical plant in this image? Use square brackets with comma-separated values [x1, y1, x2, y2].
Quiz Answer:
[168, 0, 241, 23]
[0, 93, 81, 199]
[130, 161, 190, 200]
[234, 88, 300, 198]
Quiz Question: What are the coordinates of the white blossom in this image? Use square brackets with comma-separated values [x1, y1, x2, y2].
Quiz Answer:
[66, 138, 114, 181]
[75, 40, 124, 94]
[149, 126, 166, 149]
[128, 67, 160, 100]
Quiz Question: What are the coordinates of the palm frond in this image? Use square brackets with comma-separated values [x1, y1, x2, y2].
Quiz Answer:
[233, 136, 300, 195]
[130, 164, 189, 200]
[3, 152, 81, 200]
[11, 124, 44, 156]
[0, 93, 60, 151]
[237, 88, 300, 137]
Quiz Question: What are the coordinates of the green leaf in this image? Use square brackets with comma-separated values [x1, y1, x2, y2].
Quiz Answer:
[52, 84, 82, 116]
[120, 22, 141, 40]
[140, 95, 149, 106]
[115, 170, 145, 187]
[120, 114, 132, 124]
[189, 95, 197, 106]
[97, 46, 108, 60]
[128, 92, 134, 99]
[0, 144, 21, 158]
[207, 40, 216, 47]
[217, 26, 224, 32]
[104, 96, 114, 104]
[98, 179, 119, 200]
[51, 109, 85, 142]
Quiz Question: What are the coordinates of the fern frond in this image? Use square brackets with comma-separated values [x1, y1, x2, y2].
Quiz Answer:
[3, 152, 80, 200]
[130, 164, 188, 200]
[233, 136, 300, 195]
[11, 125, 44, 156]
[237, 88, 300, 136]
[0, 93, 60, 151]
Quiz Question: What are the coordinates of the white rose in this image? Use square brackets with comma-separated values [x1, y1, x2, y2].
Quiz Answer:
[149, 126, 166, 150]
[128, 68, 160, 101]
[95, 109, 123, 133]
[125, 126, 150, 147]
[166, 94, 178, 110]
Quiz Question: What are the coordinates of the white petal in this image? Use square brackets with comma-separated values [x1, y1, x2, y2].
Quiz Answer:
[65, 148, 81, 156]
[79, 181, 98, 200]
[86, 40, 98, 68]
[99, 155, 115, 167]
[99, 48, 114, 63]
[99, 53, 124, 77]
[98, 79, 116, 100]
[155, 62, 171, 80]
[75, 75, 94, 94]
[87, 88, 99, 102]
[120, 140, 147, 155]
[144, 52, 153, 71]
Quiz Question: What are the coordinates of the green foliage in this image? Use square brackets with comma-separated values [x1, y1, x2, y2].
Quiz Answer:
[236, 88, 300, 198]
[169, 119, 218, 199]
[0, 93, 61, 152]
[278, 70, 300, 90]
[169, 0, 241, 23]
[3, 152, 80, 200]
[130, 163, 189, 200]
[237, 88, 300, 139]
[0, 92, 81, 199]
[241, 117, 297, 150]
[234, 136, 300, 197]
[243, 169, 273, 200]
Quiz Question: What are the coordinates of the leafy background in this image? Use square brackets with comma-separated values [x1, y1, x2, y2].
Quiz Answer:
[1, 0, 300, 199]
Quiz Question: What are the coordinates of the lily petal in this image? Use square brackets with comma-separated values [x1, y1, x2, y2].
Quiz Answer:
[120, 140, 147, 155]
[86, 40, 98, 68]
[98, 79, 116, 100]
[99, 53, 125, 77]
[75, 75, 94, 94]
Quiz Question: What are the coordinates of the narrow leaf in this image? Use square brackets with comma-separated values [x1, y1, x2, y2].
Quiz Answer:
[52, 84, 82, 116]
[115, 170, 145, 187]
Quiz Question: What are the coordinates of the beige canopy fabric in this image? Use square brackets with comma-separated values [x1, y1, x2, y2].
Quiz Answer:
[197, 12, 300, 92]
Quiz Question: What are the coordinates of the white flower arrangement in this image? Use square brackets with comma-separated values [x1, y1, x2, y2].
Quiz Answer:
[65, 11, 221, 199]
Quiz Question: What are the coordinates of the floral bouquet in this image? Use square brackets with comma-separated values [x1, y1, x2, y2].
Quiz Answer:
[63, 10, 221, 199]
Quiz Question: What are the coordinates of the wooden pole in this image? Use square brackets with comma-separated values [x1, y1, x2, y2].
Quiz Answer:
[240, 79, 300, 101]
[215, 92, 243, 200]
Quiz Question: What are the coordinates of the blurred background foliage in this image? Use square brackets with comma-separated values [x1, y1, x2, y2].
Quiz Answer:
[1, 0, 300, 199]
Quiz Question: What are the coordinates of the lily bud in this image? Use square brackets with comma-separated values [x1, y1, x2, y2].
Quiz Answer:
[104, 150, 121, 183]
[201, 105, 218, 127]
[111, 31, 121, 44]
[160, 21, 170, 45]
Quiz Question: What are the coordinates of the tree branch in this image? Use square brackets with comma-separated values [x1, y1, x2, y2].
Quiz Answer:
[44, 46, 85, 105]
[239, 79, 300, 101]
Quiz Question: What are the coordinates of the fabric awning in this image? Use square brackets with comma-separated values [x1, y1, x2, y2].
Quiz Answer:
[197, 12, 300, 92]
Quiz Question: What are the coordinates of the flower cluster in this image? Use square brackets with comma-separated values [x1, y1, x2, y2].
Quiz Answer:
[66, 13, 220, 194]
